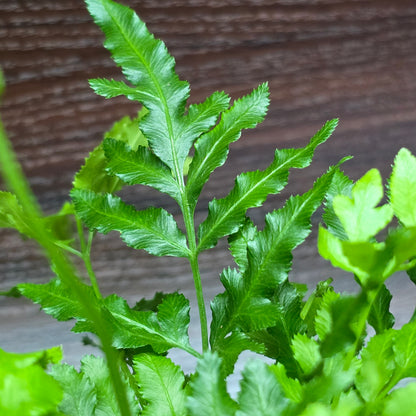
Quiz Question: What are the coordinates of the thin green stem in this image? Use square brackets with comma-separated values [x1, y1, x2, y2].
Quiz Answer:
[54, 241, 83, 259]
[84, 230, 102, 299]
[182, 196, 209, 353]
[189, 252, 209, 352]
[76, 218, 102, 299]
[0, 118, 132, 416]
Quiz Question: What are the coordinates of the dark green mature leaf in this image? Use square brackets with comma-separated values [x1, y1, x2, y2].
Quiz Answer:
[71, 189, 190, 257]
[18, 278, 96, 323]
[100, 293, 197, 356]
[133, 354, 187, 416]
[210, 268, 280, 367]
[301, 352, 358, 406]
[248, 282, 307, 377]
[245, 164, 340, 296]
[186, 84, 270, 208]
[50, 364, 97, 416]
[368, 284, 395, 334]
[188, 352, 237, 416]
[103, 138, 181, 203]
[228, 218, 257, 274]
[211, 166, 339, 367]
[236, 360, 290, 416]
[80, 355, 139, 416]
[197, 119, 339, 251]
[0, 347, 63, 416]
[322, 169, 353, 240]
[133, 292, 167, 312]
[87, 0, 228, 178]
[319, 294, 366, 358]
[301, 278, 334, 337]
[389, 148, 416, 227]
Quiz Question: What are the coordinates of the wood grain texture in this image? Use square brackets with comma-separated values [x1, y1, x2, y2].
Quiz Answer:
[1, 0, 416, 364]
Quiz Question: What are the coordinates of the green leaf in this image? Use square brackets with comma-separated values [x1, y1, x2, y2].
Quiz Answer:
[0, 191, 35, 237]
[270, 363, 303, 403]
[71, 189, 190, 257]
[87, 0, 216, 177]
[186, 84, 270, 208]
[382, 383, 416, 416]
[389, 148, 416, 227]
[133, 291, 167, 312]
[18, 278, 96, 323]
[319, 294, 366, 358]
[211, 167, 338, 368]
[249, 282, 307, 377]
[97, 293, 196, 356]
[209, 327, 264, 376]
[0, 347, 63, 416]
[368, 284, 395, 334]
[188, 352, 237, 416]
[301, 352, 359, 405]
[322, 169, 353, 240]
[332, 169, 393, 242]
[314, 289, 340, 341]
[89, 78, 143, 101]
[392, 320, 416, 378]
[73, 113, 146, 193]
[318, 226, 385, 286]
[43, 202, 74, 242]
[228, 218, 257, 274]
[80, 355, 139, 416]
[103, 138, 181, 203]
[356, 330, 395, 403]
[197, 119, 339, 251]
[301, 278, 334, 337]
[236, 360, 290, 416]
[104, 111, 148, 149]
[319, 225, 416, 286]
[210, 268, 279, 364]
[0, 286, 22, 298]
[291, 334, 321, 375]
[133, 354, 187, 416]
[49, 363, 97, 416]
[245, 165, 340, 303]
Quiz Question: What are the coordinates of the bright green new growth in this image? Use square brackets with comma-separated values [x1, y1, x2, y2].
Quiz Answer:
[2, 0, 416, 415]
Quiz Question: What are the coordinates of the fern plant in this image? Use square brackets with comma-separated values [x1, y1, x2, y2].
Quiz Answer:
[1, 0, 416, 415]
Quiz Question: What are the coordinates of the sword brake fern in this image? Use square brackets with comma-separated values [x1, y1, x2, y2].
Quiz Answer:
[1, 0, 416, 415]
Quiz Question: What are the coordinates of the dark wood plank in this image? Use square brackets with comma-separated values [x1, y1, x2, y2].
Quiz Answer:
[1, 0, 416, 364]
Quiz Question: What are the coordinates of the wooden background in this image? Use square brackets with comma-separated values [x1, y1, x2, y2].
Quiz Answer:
[1, 0, 416, 370]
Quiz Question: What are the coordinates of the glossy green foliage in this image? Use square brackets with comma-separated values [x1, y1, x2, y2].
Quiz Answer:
[71, 189, 190, 257]
[133, 354, 187, 416]
[319, 146, 416, 287]
[2, 0, 416, 414]
[51, 355, 139, 416]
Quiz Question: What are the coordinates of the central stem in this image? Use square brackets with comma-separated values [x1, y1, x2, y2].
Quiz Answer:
[182, 197, 209, 353]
